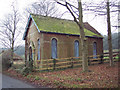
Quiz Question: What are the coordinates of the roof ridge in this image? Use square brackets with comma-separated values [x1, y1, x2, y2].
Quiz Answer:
[30, 13, 86, 23]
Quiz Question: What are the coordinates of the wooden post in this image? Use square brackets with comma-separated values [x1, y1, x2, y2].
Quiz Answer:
[100, 54, 104, 64]
[53, 59, 56, 70]
[88, 56, 90, 65]
[71, 58, 73, 68]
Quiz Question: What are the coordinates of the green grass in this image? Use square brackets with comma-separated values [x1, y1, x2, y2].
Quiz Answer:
[34, 76, 41, 80]
[52, 79, 89, 88]
[104, 49, 119, 53]
[12, 63, 25, 70]
[61, 83, 89, 88]
[69, 84, 89, 88]
[104, 57, 109, 59]
[31, 14, 102, 37]
[104, 56, 119, 59]
[115, 56, 119, 59]
[27, 75, 34, 79]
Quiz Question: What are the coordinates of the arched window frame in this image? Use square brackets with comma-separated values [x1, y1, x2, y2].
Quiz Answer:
[51, 38, 57, 59]
[37, 39, 40, 60]
[74, 40, 79, 57]
[93, 42, 97, 58]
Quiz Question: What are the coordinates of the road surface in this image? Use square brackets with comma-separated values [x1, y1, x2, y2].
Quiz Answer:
[2, 73, 35, 88]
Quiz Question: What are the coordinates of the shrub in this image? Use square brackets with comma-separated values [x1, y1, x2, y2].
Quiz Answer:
[27, 75, 34, 79]
[21, 67, 32, 76]
[2, 50, 12, 71]
[34, 76, 41, 80]
[12, 63, 25, 70]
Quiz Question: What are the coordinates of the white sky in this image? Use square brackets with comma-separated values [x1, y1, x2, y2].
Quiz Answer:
[0, 0, 37, 48]
[0, 0, 118, 48]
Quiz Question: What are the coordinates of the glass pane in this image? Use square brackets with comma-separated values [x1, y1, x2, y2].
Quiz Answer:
[74, 40, 79, 57]
[93, 42, 97, 58]
[52, 38, 57, 59]
[38, 39, 40, 60]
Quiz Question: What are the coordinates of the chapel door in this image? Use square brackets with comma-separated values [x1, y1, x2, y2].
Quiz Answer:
[29, 47, 33, 68]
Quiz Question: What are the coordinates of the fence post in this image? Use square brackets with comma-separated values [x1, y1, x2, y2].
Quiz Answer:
[100, 54, 104, 64]
[53, 59, 56, 70]
[71, 58, 73, 68]
[88, 56, 90, 65]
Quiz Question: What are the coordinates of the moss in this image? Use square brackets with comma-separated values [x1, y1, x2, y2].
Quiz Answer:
[27, 75, 34, 79]
[62, 83, 89, 88]
[31, 14, 102, 37]
[21, 67, 32, 76]
[34, 76, 41, 80]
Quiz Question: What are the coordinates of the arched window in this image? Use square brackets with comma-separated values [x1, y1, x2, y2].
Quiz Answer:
[93, 42, 97, 58]
[51, 38, 57, 59]
[38, 39, 40, 60]
[74, 40, 79, 57]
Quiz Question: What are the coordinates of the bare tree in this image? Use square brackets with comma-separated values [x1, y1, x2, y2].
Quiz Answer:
[55, 0, 88, 71]
[107, 0, 113, 66]
[82, 0, 119, 66]
[26, 0, 61, 17]
[0, 4, 21, 65]
[83, 0, 119, 28]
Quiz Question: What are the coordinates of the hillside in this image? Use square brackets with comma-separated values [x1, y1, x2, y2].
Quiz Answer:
[0, 46, 25, 56]
[103, 32, 119, 50]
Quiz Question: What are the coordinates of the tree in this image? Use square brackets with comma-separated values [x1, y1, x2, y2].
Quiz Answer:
[0, 4, 21, 65]
[26, 0, 60, 17]
[82, 0, 119, 66]
[56, 0, 88, 71]
[107, 0, 113, 66]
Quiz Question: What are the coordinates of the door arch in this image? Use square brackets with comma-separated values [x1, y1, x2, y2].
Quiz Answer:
[74, 40, 79, 57]
[51, 38, 57, 59]
[29, 47, 32, 61]
[29, 46, 33, 68]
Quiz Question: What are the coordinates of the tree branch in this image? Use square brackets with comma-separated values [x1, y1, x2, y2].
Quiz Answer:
[56, 1, 79, 26]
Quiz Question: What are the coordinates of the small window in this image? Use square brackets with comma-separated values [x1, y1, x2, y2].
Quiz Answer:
[74, 40, 79, 57]
[51, 38, 57, 59]
[38, 39, 40, 60]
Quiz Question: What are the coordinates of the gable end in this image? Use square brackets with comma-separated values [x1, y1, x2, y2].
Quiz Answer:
[23, 15, 40, 40]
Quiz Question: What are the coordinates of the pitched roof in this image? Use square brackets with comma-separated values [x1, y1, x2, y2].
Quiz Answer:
[23, 14, 103, 40]
[84, 22, 101, 36]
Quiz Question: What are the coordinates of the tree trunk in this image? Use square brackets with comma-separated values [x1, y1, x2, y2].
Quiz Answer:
[78, 1, 88, 71]
[25, 40, 27, 67]
[118, 32, 120, 61]
[11, 44, 14, 66]
[11, 32, 15, 66]
[107, 0, 113, 66]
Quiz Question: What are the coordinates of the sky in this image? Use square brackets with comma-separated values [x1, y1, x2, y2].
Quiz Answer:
[0, 0, 37, 48]
[0, 0, 119, 48]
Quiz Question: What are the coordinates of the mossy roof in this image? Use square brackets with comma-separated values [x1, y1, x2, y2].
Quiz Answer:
[25, 14, 103, 38]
